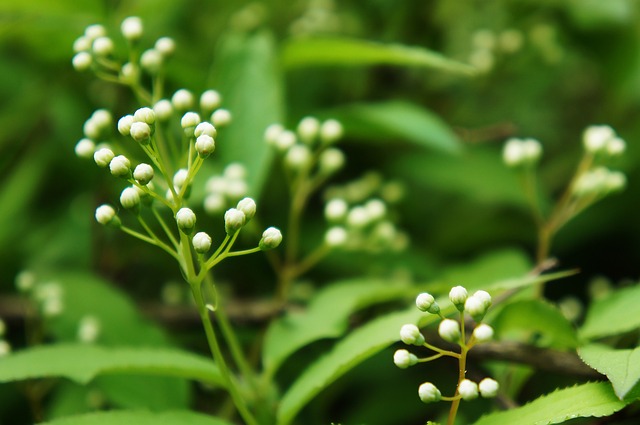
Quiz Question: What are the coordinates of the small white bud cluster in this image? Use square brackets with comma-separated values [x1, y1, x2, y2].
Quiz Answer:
[203, 163, 249, 215]
[194, 121, 217, 158]
[82, 109, 113, 141]
[324, 171, 405, 207]
[119, 107, 156, 145]
[572, 167, 626, 197]
[456, 378, 500, 400]
[582, 125, 625, 156]
[468, 28, 523, 74]
[72, 24, 107, 71]
[34, 281, 64, 318]
[140, 35, 176, 75]
[502, 138, 543, 167]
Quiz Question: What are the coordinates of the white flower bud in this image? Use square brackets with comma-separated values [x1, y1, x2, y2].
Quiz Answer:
[274, 130, 296, 151]
[522, 138, 542, 163]
[297, 116, 320, 144]
[264, 123, 284, 145]
[84, 24, 106, 40]
[499, 29, 524, 53]
[173, 168, 189, 189]
[583, 125, 615, 153]
[473, 324, 494, 343]
[604, 170, 626, 192]
[181, 112, 201, 129]
[260, 227, 283, 250]
[325, 198, 348, 222]
[120, 187, 141, 210]
[224, 163, 247, 180]
[206, 176, 226, 193]
[153, 99, 173, 121]
[472, 29, 496, 49]
[172, 89, 194, 110]
[458, 379, 479, 401]
[134, 107, 156, 125]
[393, 349, 418, 369]
[155, 37, 176, 56]
[211, 108, 232, 127]
[320, 119, 343, 144]
[15, 270, 36, 293]
[449, 286, 468, 310]
[606, 137, 625, 156]
[95, 204, 119, 226]
[224, 208, 246, 235]
[474, 290, 492, 309]
[121, 16, 143, 41]
[120, 62, 138, 82]
[503, 138, 525, 167]
[225, 179, 248, 200]
[92, 36, 114, 56]
[0, 340, 11, 357]
[130, 121, 151, 143]
[72, 52, 93, 71]
[117, 115, 135, 136]
[192, 232, 212, 254]
[140, 48, 162, 74]
[346, 206, 370, 229]
[75, 138, 96, 158]
[465, 291, 491, 322]
[73, 36, 92, 53]
[176, 208, 196, 233]
[195, 122, 217, 138]
[325, 226, 348, 247]
[196, 135, 216, 157]
[479, 378, 499, 398]
[418, 382, 442, 403]
[399, 324, 425, 346]
[131, 164, 153, 186]
[83, 120, 100, 140]
[416, 293, 435, 312]
[78, 315, 101, 343]
[438, 319, 461, 343]
[93, 148, 114, 168]
[200, 90, 222, 110]
[364, 199, 386, 221]
[236, 197, 256, 221]
[285, 144, 312, 170]
[318, 148, 345, 174]
[204, 193, 226, 214]
[109, 155, 131, 178]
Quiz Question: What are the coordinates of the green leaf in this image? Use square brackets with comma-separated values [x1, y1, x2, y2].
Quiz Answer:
[276, 307, 425, 425]
[579, 344, 640, 400]
[580, 284, 640, 340]
[282, 37, 475, 75]
[0, 344, 224, 387]
[263, 279, 410, 375]
[491, 299, 579, 350]
[471, 382, 628, 425]
[39, 410, 234, 425]
[323, 101, 462, 154]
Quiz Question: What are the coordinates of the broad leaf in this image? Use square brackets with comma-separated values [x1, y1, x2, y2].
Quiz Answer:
[39, 410, 234, 425]
[579, 344, 640, 400]
[263, 279, 410, 375]
[0, 344, 224, 387]
[580, 284, 640, 340]
[472, 382, 628, 425]
[282, 37, 475, 75]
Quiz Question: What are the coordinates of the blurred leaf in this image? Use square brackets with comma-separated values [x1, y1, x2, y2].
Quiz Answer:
[263, 279, 410, 375]
[579, 284, 640, 340]
[210, 29, 284, 195]
[0, 344, 223, 387]
[282, 37, 476, 76]
[277, 307, 425, 425]
[579, 344, 640, 400]
[565, 0, 634, 29]
[325, 101, 462, 154]
[491, 299, 579, 350]
[471, 382, 628, 425]
[39, 410, 234, 425]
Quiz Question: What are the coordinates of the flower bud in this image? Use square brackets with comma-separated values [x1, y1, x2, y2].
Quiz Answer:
[133, 163, 154, 185]
[120, 62, 138, 82]
[399, 324, 425, 346]
[346, 206, 370, 229]
[458, 379, 479, 401]
[118, 115, 135, 136]
[120, 187, 141, 210]
[109, 155, 131, 178]
[522, 138, 542, 163]
[297, 116, 320, 144]
[134, 107, 156, 125]
[325, 198, 348, 222]
[72, 52, 92, 71]
[606, 137, 625, 156]
[181, 112, 201, 129]
[438, 319, 461, 343]
[449, 286, 468, 311]
[472, 323, 494, 343]
[465, 291, 491, 322]
[95, 204, 120, 226]
[176, 208, 196, 234]
[195, 122, 217, 138]
[236, 197, 256, 222]
[92, 36, 114, 56]
[325, 226, 348, 247]
[192, 232, 212, 254]
[285, 144, 312, 170]
[418, 382, 441, 403]
[474, 290, 492, 309]
[93, 148, 114, 168]
[77, 315, 101, 343]
[153, 100, 173, 121]
[172, 89, 194, 110]
[318, 148, 345, 174]
[211, 108, 232, 127]
[204, 193, 226, 214]
[121, 16, 143, 41]
[75, 138, 95, 158]
[275, 130, 296, 151]
[260, 227, 283, 250]
[200, 90, 222, 110]
[415, 293, 435, 312]
[393, 349, 418, 369]
[196, 135, 216, 157]
[320, 119, 343, 144]
[130, 122, 151, 144]
[364, 199, 386, 221]
[224, 208, 246, 235]
[84, 24, 106, 40]
[155, 37, 176, 57]
[173, 169, 189, 190]
[73, 36, 92, 53]
[502, 138, 525, 167]
[141, 48, 162, 74]
[264, 123, 284, 145]
[583, 125, 615, 153]
[479, 378, 499, 398]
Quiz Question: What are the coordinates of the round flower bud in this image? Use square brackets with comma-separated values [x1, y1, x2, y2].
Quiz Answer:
[72, 52, 92, 71]
[503, 138, 525, 167]
[604, 170, 626, 192]
[393, 349, 418, 369]
[318, 148, 345, 174]
[583, 125, 615, 153]
[325, 226, 348, 247]
[192, 232, 212, 254]
[195, 122, 217, 138]
[224, 163, 247, 180]
[95, 204, 119, 226]
[346, 206, 370, 229]
[522, 138, 542, 164]
[418, 382, 442, 403]
[134, 107, 156, 125]
[120, 187, 140, 210]
[204, 193, 226, 215]
[181, 111, 201, 130]
[155, 37, 176, 57]
[90, 109, 112, 128]
[211, 109, 232, 127]
[120, 62, 138, 82]
[153, 100, 173, 121]
[93, 148, 115, 168]
[73, 36, 92, 53]
[285, 144, 312, 170]
[449, 286, 468, 311]
[236, 197, 256, 222]
[172, 89, 194, 110]
[364, 199, 386, 221]
[472, 323, 494, 343]
[474, 290, 492, 309]
[297, 116, 320, 144]
[479, 378, 499, 398]
[176, 208, 196, 234]
[458, 379, 479, 401]
[173, 169, 189, 190]
[75, 138, 95, 158]
[465, 292, 491, 323]
[77, 315, 101, 343]
[264, 123, 284, 145]
[130, 121, 151, 144]
[196, 135, 216, 157]
[275, 130, 296, 151]
[325, 198, 348, 222]
[320, 119, 343, 144]
[133, 163, 154, 185]
[140, 48, 162, 74]
[83, 120, 100, 140]
[606, 137, 625, 156]
[117, 115, 135, 136]
[121, 16, 143, 41]
[92, 36, 114, 56]
[399, 324, 425, 346]
[0, 341, 11, 357]
[259, 227, 283, 250]
[224, 208, 246, 235]
[84, 24, 106, 40]
[109, 155, 131, 178]
[416, 292, 435, 312]
[200, 89, 222, 110]
[438, 319, 461, 343]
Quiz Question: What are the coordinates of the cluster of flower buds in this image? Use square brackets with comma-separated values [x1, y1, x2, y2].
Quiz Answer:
[572, 167, 626, 197]
[468, 28, 524, 73]
[14, 271, 64, 319]
[502, 137, 543, 167]
[582, 125, 625, 156]
[203, 163, 250, 215]
[395, 286, 499, 407]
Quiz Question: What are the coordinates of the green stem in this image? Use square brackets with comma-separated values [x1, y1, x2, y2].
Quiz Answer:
[447, 343, 468, 425]
[152, 207, 179, 249]
[121, 225, 180, 261]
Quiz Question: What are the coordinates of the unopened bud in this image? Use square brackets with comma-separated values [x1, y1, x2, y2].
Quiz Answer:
[393, 349, 418, 369]
[325, 226, 348, 247]
[458, 379, 479, 401]
[118, 115, 135, 136]
[192, 232, 212, 254]
[109, 155, 131, 178]
[155, 37, 176, 57]
[94, 148, 114, 168]
[320, 119, 343, 144]
[133, 163, 154, 185]
[75, 138, 96, 158]
[297, 116, 320, 144]
[438, 319, 461, 343]
[449, 286, 468, 311]
[479, 378, 499, 398]
[176, 208, 196, 234]
[72, 52, 92, 71]
[95, 204, 120, 226]
[259, 227, 283, 250]
[224, 208, 245, 235]
[418, 382, 441, 403]
[130, 122, 151, 144]
[399, 324, 425, 346]
[473, 324, 494, 343]
[121, 16, 143, 41]
[236, 197, 256, 222]
[120, 187, 141, 210]
[200, 90, 222, 110]
[172, 89, 194, 110]
[211, 108, 232, 127]
[195, 135, 216, 157]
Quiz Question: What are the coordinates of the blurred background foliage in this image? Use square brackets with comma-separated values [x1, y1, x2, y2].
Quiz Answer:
[1, 0, 640, 423]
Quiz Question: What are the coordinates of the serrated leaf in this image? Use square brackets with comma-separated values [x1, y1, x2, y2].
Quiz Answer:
[277, 307, 425, 425]
[282, 37, 475, 75]
[579, 344, 640, 400]
[580, 284, 640, 340]
[263, 279, 409, 375]
[491, 299, 579, 350]
[0, 344, 224, 387]
[471, 382, 628, 425]
[39, 410, 234, 425]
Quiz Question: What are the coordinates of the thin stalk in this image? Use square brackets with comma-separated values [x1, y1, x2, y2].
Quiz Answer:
[447, 344, 468, 425]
